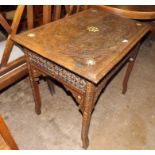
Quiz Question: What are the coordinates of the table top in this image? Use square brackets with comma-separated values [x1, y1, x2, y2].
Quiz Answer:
[13, 8, 150, 84]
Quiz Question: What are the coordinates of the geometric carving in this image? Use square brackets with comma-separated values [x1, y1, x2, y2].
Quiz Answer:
[28, 52, 87, 92]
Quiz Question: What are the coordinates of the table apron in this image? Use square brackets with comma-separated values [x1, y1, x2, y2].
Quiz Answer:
[94, 46, 138, 103]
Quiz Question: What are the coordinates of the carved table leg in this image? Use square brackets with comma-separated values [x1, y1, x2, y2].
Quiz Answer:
[122, 58, 135, 94]
[46, 76, 55, 95]
[81, 81, 95, 149]
[122, 43, 141, 94]
[28, 65, 42, 115]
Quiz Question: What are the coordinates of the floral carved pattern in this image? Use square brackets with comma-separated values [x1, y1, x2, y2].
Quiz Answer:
[28, 52, 86, 92]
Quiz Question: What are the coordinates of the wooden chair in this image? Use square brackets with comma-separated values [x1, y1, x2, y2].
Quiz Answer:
[0, 114, 18, 150]
[27, 5, 63, 29]
[0, 5, 64, 91]
[65, 5, 89, 16]
[0, 5, 27, 91]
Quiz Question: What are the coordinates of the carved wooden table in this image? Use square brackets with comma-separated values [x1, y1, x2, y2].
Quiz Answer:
[13, 8, 150, 149]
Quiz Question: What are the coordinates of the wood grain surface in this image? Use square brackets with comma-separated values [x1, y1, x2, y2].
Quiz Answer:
[13, 8, 150, 83]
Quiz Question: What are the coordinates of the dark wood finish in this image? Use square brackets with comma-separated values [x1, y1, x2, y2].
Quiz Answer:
[13, 8, 150, 149]
[0, 115, 18, 150]
[94, 5, 155, 20]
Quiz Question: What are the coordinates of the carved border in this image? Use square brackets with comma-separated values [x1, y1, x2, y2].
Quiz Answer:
[28, 52, 87, 92]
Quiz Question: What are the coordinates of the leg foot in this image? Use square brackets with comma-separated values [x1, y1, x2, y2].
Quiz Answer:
[122, 43, 141, 94]
[81, 111, 91, 149]
[82, 136, 89, 149]
[81, 82, 95, 149]
[35, 107, 41, 115]
[122, 58, 135, 94]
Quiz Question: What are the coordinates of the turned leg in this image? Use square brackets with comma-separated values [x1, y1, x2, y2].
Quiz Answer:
[46, 76, 55, 95]
[122, 43, 141, 94]
[28, 66, 42, 115]
[122, 58, 135, 94]
[81, 82, 95, 149]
